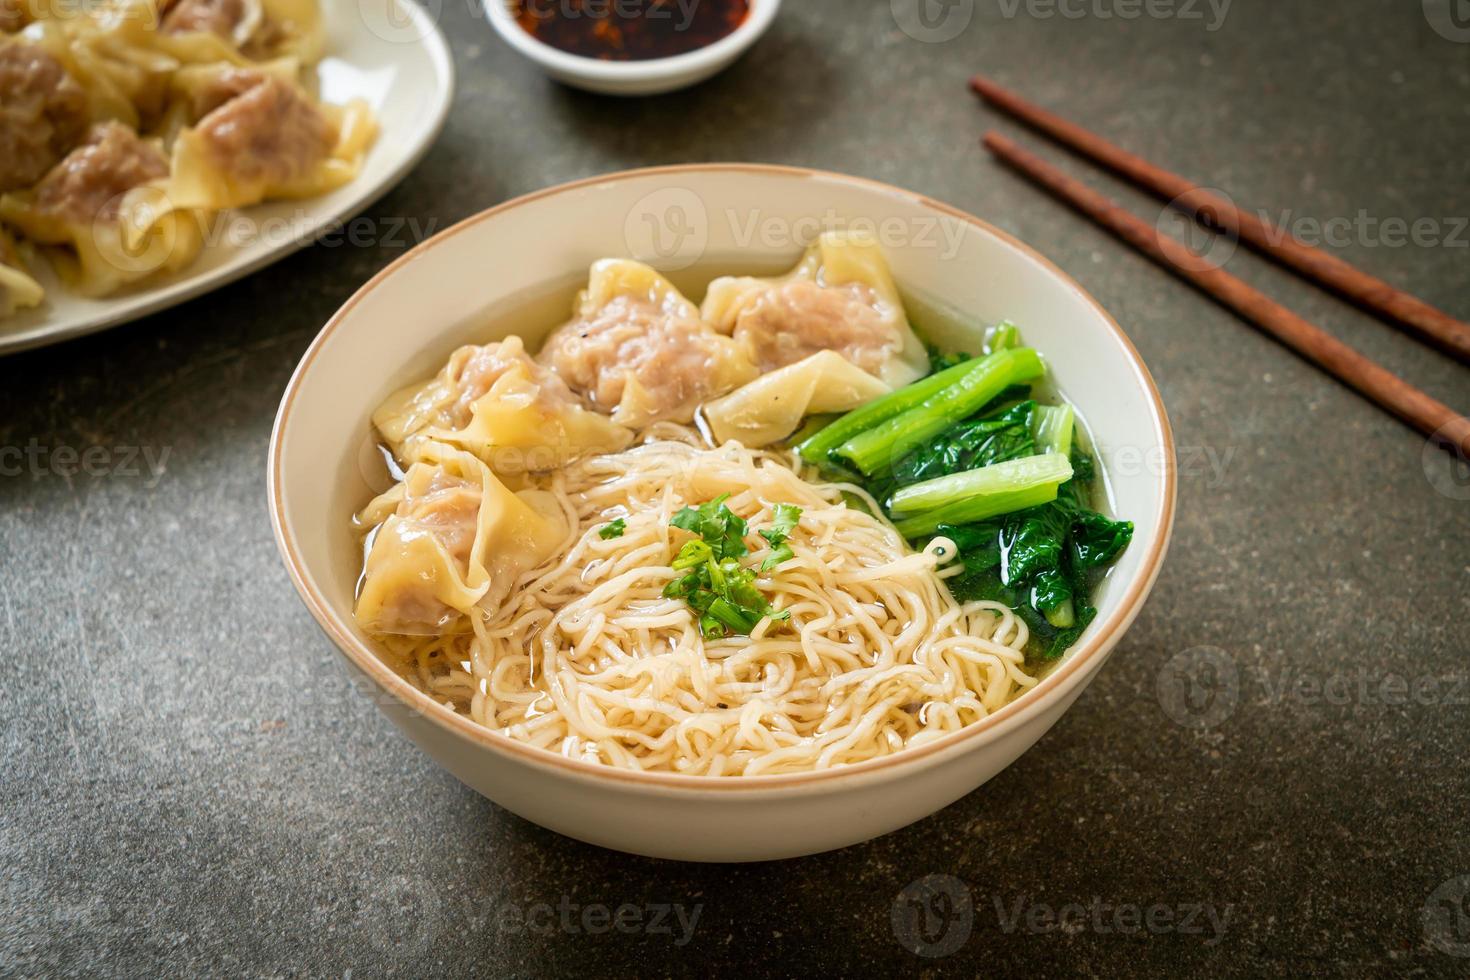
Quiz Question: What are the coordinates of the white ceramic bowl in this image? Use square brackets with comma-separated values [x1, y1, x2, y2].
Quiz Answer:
[269, 164, 1176, 862]
[484, 0, 781, 96]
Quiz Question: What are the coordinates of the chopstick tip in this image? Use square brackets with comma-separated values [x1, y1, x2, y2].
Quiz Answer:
[980, 131, 1009, 154]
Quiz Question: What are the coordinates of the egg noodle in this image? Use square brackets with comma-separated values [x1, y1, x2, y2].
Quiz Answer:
[374, 426, 1037, 777]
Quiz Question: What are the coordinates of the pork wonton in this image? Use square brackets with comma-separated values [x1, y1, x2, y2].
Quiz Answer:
[538, 259, 757, 428]
[354, 446, 569, 636]
[701, 230, 928, 389]
[153, 0, 325, 66]
[0, 122, 204, 296]
[0, 38, 92, 194]
[122, 70, 373, 243]
[373, 336, 633, 477]
[20, 11, 179, 131]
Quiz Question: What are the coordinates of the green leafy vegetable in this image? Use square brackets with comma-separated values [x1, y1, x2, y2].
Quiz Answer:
[928, 344, 973, 374]
[930, 471, 1134, 660]
[670, 494, 748, 561]
[758, 503, 803, 571]
[887, 400, 1039, 491]
[1031, 404, 1075, 456]
[664, 545, 786, 638]
[984, 321, 1022, 353]
[804, 325, 1134, 661]
[834, 347, 1046, 475]
[664, 498, 801, 637]
[598, 518, 627, 540]
[889, 452, 1074, 536]
[794, 355, 988, 466]
[860, 393, 1035, 506]
[1031, 569, 1075, 629]
[1070, 509, 1134, 569]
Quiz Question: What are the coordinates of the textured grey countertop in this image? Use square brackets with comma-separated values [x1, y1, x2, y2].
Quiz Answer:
[3, 0, 1469, 976]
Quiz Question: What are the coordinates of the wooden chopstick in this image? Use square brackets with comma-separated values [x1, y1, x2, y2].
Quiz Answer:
[981, 132, 1470, 458]
[970, 74, 1470, 365]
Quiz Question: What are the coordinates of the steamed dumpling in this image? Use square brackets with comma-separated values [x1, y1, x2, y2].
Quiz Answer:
[244, 0, 325, 61]
[166, 70, 371, 207]
[166, 58, 300, 122]
[0, 38, 91, 193]
[373, 335, 632, 476]
[18, 11, 179, 131]
[149, 57, 300, 145]
[154, 0, 325, 64]
[703, 350, 891, 448]
[354, 446, 568, 636]
[120, 69, 374, 245]
[538, 259, 758, 428]
[0, 122, 204, 296]
[160, 0, 263, 45]
[701, 231, 928, 389]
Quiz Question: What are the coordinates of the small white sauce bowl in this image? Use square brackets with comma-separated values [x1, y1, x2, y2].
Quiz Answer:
[484, 0, 781, 96]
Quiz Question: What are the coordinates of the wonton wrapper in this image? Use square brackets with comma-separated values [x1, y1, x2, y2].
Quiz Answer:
[0, 228, 45, 316]
[355, 445, 568, 636]
[701, 230, 928, 389]
[120, 71, 375, 246]
[19, 10, 180, 131]
[152, 0, 326, 65]
[703, 350, 891, 448]
[0, 123, 206, 297]
[158, 0, 264, 53]
[152, 56, 299, 141]
[538, 259, 758, 428]
[374, 335, 632, 476]
[249, 0, 326, 62]
[0, 36, 95, 194]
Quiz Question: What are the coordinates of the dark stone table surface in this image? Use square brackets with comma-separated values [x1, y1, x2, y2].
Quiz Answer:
[3, 0, 1468, 975]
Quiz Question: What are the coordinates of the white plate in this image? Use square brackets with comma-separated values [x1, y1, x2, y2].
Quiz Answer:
[0, 0, 454, 355]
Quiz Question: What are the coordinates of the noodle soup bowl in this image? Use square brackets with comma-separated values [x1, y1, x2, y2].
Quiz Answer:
[270, 164, 1176, 862]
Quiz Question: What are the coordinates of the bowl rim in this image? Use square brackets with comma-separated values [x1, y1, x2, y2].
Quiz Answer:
[268, 162, 1177, 793]
[483, 0, 781, 83]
